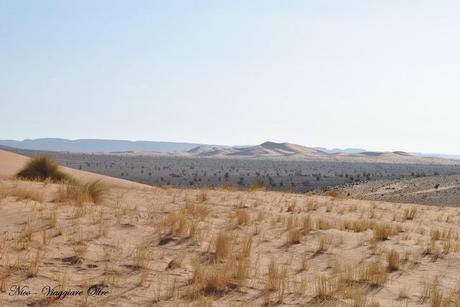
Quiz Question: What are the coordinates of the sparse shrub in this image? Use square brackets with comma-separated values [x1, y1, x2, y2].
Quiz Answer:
[17, 155, 68, 182]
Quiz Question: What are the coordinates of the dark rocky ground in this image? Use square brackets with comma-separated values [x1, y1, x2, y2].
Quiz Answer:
[339, 174, 460, 206]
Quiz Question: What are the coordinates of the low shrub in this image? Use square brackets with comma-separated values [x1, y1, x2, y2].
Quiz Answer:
[17, 155, 68, 182]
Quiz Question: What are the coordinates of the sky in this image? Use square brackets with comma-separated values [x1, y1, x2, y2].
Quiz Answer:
[1, 1, 460, 154]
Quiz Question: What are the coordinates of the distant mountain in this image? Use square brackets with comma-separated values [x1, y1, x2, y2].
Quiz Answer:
[0, 138, 204, 153]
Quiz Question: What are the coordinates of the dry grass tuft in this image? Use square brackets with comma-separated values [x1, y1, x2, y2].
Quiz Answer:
[168, 254, 185, 270]
[315, 235, 333, 254]
[56, 180, 106, 204]
[190, 263, 232, 297]
[2, 187, 44, 203]
[185, 202, 210, 220]
[214, 231, 232, 261]
[266, 258, 287, 292]
[196, 190, 208, 203]
[286, 229, 302, 245]
[403, 207, 417, 221]
[386, 249, 400, 272]
[156, 211, 197, 239]
[344, 219, 374, 233]
[235, 209, 251, 225]
[373, 223, 398, 241]
[313, 274, 335, 302]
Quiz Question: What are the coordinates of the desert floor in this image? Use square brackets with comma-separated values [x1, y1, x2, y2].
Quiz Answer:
[1, 151, 460, 306]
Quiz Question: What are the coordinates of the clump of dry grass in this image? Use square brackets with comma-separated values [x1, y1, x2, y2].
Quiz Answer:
[239, 235, 253, 259]
[17, 155, 68, 182]
[214, 231, 232, 261]
[317, 218, 335, 230]
[156, 211, 197, 240]
[0, 187, 8, 200]
[266, 258, 287, 292]
[26, 250, 44, 277]
[190, 263, 232, 297]
[315, 235, 333, 254]
[235, 209, 250, 225]
[300, 256, 309, 272]
[372, 223, 398, 241]
[190, 239, 251, 298]
[167, 254, 185, 270]
[386, 249, 400, 272]
[403, 207, 417, 221]
[313, 274, 335, 302]
[431, 229, 441, 241]
[56, 180, 106, 204]
[323, 190, 346, 199]
[302, 215, 314, 233]
[336, 260, 388, 293]
[185, 202, 210, 221]
[344, 219, 374, 233]
[196, 190, 208, 203]
[286, 229, 302, 245]
[2, 187, 44, 203]
[133, 244, 150, 269]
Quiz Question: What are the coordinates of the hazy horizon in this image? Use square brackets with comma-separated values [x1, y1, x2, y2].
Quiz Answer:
[2, 1, 460, 154]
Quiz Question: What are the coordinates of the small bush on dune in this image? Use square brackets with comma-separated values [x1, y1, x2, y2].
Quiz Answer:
[17, 155, 68, 182]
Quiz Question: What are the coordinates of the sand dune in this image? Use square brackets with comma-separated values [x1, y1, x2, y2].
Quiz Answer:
[184, 142, 460, 165]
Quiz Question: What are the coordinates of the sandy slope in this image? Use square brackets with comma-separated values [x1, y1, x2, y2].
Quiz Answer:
[1, 150, 460, 306]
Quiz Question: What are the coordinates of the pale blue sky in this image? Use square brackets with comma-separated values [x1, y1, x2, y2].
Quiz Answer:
[1, 1, 460, 153]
